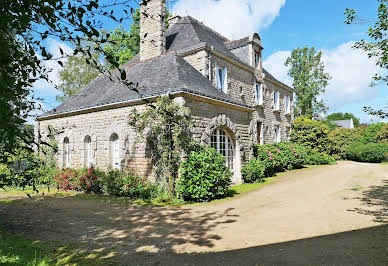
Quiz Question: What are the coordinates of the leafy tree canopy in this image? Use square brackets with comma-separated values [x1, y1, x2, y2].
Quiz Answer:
[285, 46, 331, 118]
[345, 0, 388, 118]
[326, 112, 361, 127]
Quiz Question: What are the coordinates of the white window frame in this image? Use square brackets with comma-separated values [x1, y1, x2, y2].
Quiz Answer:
[255, 82, 264, 106]
[285, 96, 291, 114]
[85, 136, 92, 168]
[210, 128, 234, 172]
[285, 127, 291, 142]
[215, 64, 228, 93]
[273, 90, 280, 111]
[111, 134, 120, 170]
[64, 138, 70, 168]
[274, 125, 281, 143]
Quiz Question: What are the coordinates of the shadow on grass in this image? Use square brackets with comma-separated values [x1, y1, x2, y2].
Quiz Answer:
[349, 180, 388, 223]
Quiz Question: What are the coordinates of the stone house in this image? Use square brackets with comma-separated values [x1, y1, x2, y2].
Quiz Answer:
[36, 0, 294, 184]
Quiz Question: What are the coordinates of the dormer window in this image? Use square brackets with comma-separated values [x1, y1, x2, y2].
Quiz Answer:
[273, 90, 280, 111]
[216, 64, 228, 93]
[255, 82, 263, 106]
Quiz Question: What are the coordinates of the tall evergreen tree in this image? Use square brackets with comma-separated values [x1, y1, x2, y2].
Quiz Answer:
[285, 46, 331, 118]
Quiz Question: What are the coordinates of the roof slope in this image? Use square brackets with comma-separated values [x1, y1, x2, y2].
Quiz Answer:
[41, 53, 247, 117]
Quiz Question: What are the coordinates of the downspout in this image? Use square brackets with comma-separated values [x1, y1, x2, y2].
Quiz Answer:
[208, 46, 214, 81]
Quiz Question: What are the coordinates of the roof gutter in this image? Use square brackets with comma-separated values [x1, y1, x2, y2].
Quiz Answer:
[37, 89, 253, 121]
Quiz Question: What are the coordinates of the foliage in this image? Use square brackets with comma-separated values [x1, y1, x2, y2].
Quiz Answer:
[305, 152, 336, 165]
[285, 46, 331, 118]
[79, 167, 104, 194]
[376, 123, 388, 142]
[246, 142, 332, 183]
[327, 127, 364, 159]
[345, 0, 388, 118]
[53, 169, 78, 191]
[103, 169, 152, 199]
[346, 142, 388, 163]
[178, 147, 232, 202]
[326, 112, 360, 127]
[290, 117, 330, 153]
[103, 9, 140, 70]
[361, 123, 384, 143]
[1, 0, 136, 190]
[130, 96, 192, 197]
[241, 158, 266, 183]
[56, 53, 99, 102]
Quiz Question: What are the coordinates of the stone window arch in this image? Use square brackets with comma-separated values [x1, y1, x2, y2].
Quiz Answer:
[63, 137, 70, 168]
[84, 135, 92, 168]
[110, 133, 120, 170]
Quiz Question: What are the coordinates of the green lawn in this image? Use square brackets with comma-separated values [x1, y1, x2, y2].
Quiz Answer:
[0, 233, 117, 265]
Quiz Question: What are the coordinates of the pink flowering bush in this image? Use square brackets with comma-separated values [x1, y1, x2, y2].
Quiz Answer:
[79, 167, 105, 194]
[53, 169, 78, 191]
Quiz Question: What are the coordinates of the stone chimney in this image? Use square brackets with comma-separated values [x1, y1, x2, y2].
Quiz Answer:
[140, 0, 166, 61]
[168, 15, 181, 28]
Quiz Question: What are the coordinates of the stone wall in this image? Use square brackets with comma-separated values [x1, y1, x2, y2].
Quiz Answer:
[38, 104, 154, 177]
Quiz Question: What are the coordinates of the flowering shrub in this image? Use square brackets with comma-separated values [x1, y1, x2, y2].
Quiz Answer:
[53, 169, 78, 191]
[120, 171, 152, 199]
[241, 158, 266, 183]
[305, 152, 336, 165]
[79, 167, 104, 194]
[178, 147, 232, 202]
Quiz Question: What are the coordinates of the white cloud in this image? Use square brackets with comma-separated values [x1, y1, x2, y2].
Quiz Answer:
[33, 39, 73, 94]
[172, 0, 286, 39]
[263, 41, 384, 110]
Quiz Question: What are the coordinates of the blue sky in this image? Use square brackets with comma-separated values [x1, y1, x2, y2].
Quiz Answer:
[34, 0, 387, 123]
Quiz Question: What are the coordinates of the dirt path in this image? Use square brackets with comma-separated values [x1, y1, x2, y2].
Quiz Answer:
[1, 161, 387, 265]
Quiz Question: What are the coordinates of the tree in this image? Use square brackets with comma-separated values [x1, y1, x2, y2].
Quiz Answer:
[0, 0, 136, 189]
[57, 54, 99, 102]
[285, 46, 331, 118]
[326, 112, 361, 127]
[345, 0, 388, 118]
[129, 96, 192, 198]
[103, 9, 140, 70]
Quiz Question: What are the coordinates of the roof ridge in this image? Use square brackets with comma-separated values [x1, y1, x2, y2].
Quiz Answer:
[185, 15, 230, 42]
[224, 36, 249, 44]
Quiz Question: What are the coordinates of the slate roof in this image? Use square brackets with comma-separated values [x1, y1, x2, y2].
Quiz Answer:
[331, 119, 354, 129]
[41, 53, 248, 117]
[40, 15, 290, 118]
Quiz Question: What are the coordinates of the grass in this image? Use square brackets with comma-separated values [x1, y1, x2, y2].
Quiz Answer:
[0, 232, 117, 265]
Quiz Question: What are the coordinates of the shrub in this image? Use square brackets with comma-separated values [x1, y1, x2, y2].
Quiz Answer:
[79, 167, 104, 194]
[376, 123, 388, 143]
[102, 169, 152, 199]
[327, 128, 364, 159]
[305, 152, 336, 165]
[346, 142, 388, 163]
[290, 117, 330, 153]
[241, 158, 266, 183]
[120, 170, 152, 199]
[178, 147, 232, 202]
[53, 169, 78, 191]
[361, 123, 384, 143]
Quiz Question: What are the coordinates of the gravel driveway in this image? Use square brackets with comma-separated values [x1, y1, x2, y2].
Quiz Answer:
[1, 161, 387, 265]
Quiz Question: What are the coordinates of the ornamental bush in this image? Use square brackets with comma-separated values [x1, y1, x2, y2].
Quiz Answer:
[305, 152, 336, 165]
[327, 128, 364, 159]
[290, 117, 330, 153]
[346, 142, 388, 163]
[53, 169, 78, 191]
[178, 147, 232, 202]
[376, 123, 388, 143]
[361, 123, 384, 143]
[79, 167, 105, 194]
[241, 158, 266, 183]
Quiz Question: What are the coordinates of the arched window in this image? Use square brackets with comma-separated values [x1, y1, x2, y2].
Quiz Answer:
[84, 136, 92, 168]
[63, 137, 70, 168]
[210, 128, 234, 171]
[110, 133, 120, 169]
